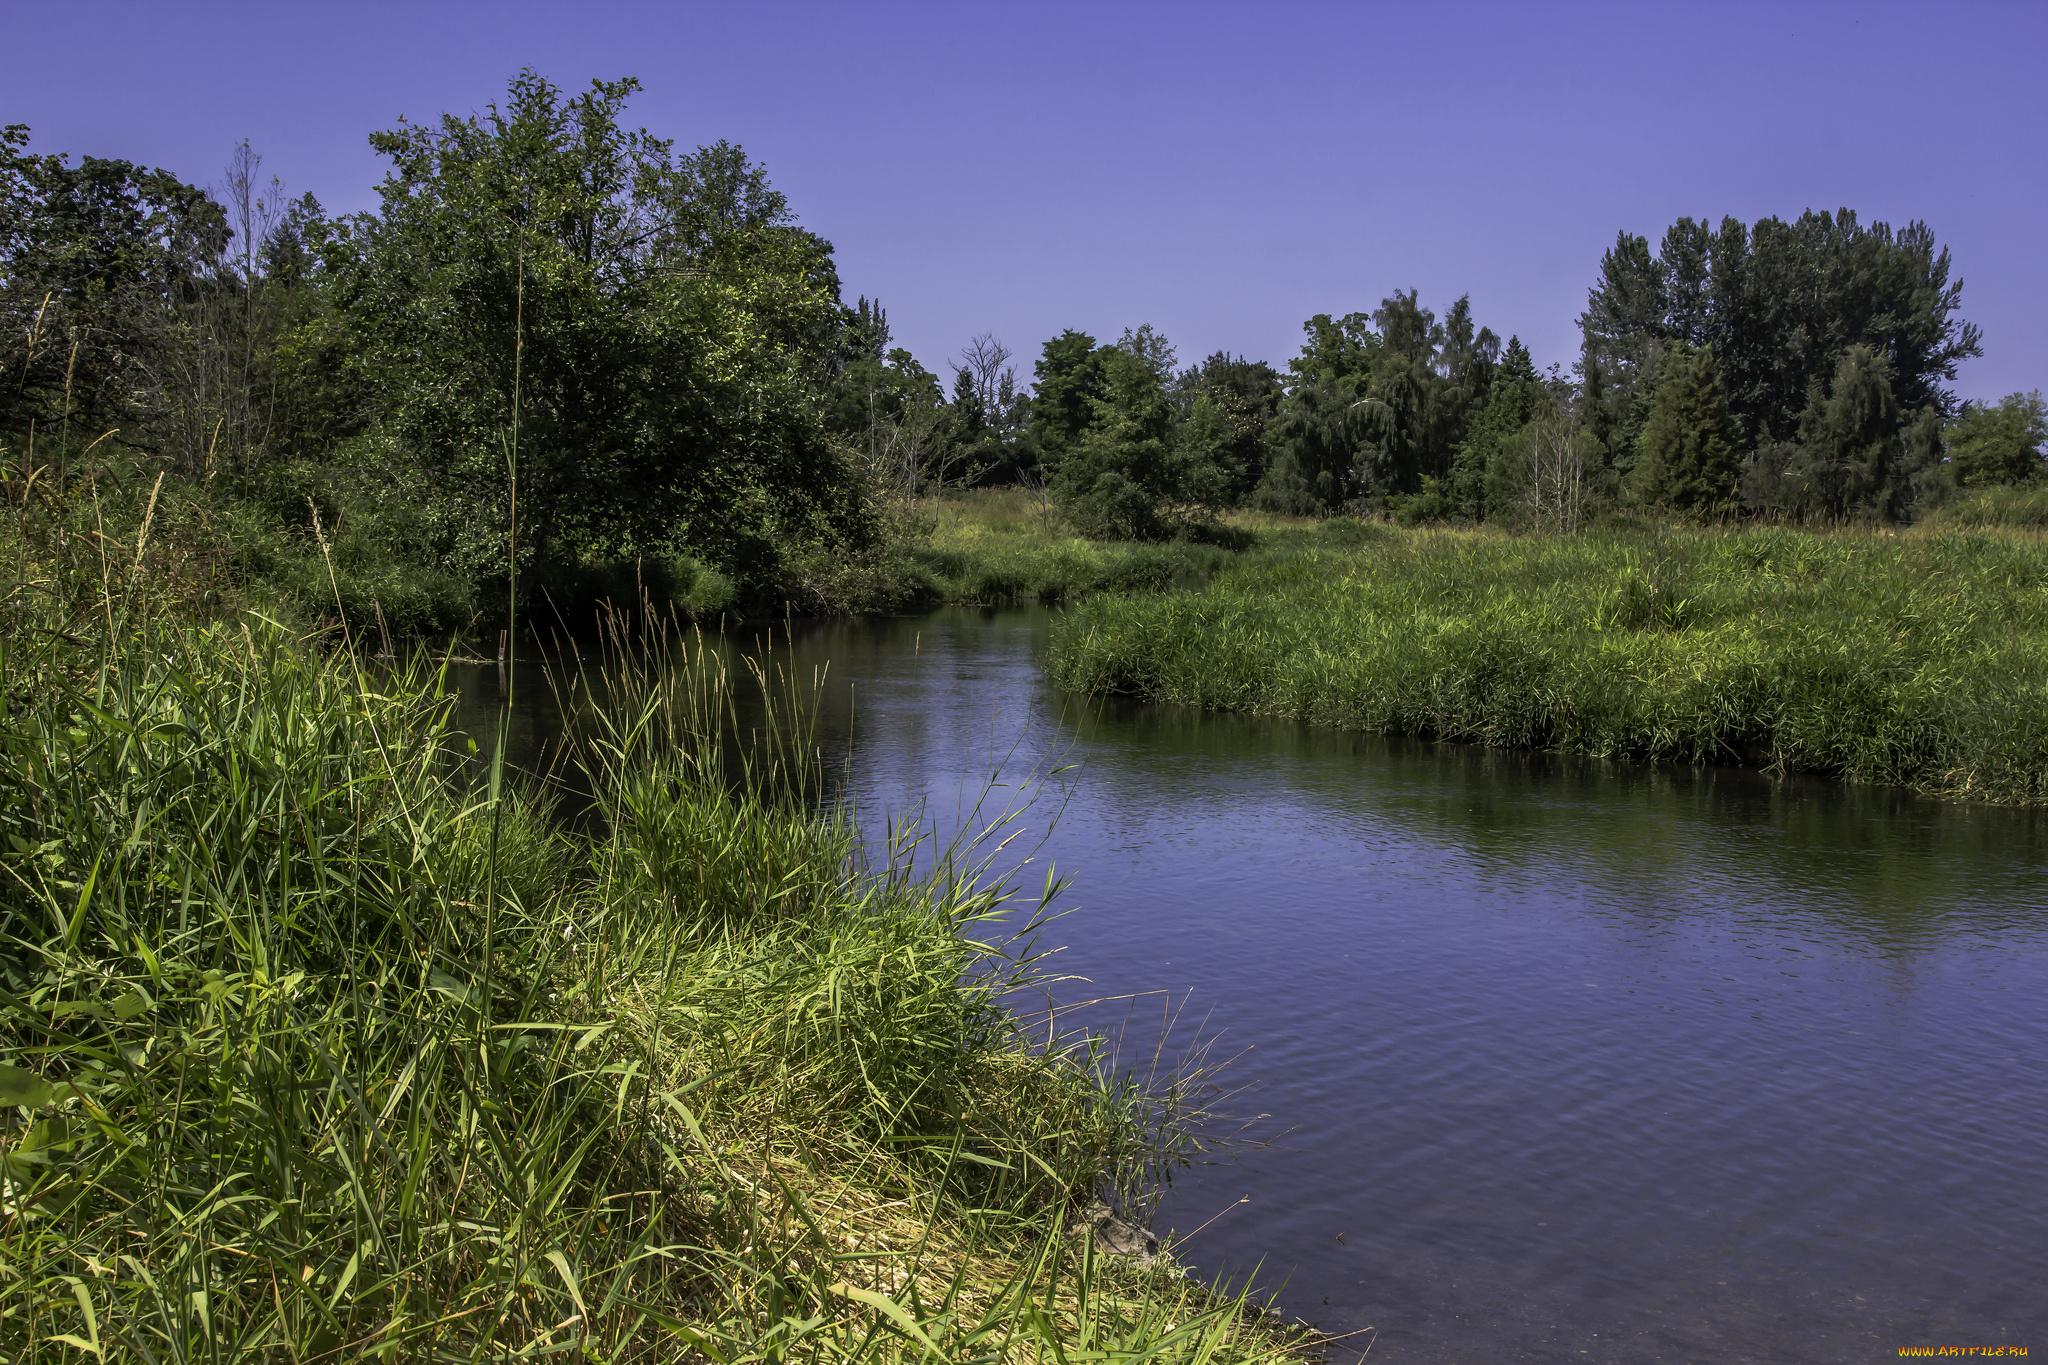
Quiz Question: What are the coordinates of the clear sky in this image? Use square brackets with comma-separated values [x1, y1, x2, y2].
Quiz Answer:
[12, 0, 2043, 401]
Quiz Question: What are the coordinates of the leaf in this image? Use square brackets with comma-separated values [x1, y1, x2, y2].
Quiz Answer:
[545, 1250, 589, 1320]
[112, 989, 152, 1020]
[428, 971, 472, 1003]
[830, 1284, 941, 1354]
[0, 1062, 59, 1108]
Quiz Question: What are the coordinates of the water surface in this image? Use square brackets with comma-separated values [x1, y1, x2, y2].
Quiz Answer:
[455, 606, 2046, 1364]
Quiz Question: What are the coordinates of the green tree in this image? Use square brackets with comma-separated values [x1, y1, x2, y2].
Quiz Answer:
[1580, 209, 1982, 454]
[1453, 335, 1544, 519]
[1260, 294, 1498, 515]
[1, 123, 226, 460]
[1177, 352, 1282, 508]
[1628, 345, 1742, 517]
[1050, 344, 1179, 539]
[333, 70, 855, 600]
[1948, 391, 2048, 488]
[1756, 345, 1910, 520]
[1026, 329, 1106, 467]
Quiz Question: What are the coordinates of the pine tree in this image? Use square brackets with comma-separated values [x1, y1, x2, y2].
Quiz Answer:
[1450, 335, 1541, 519]
[1629, 346, 1742, 517]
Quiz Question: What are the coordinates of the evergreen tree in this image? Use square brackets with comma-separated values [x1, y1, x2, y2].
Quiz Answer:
[1629, 345, 1742, 517]
[1050, 345, 1179, 540]
[1451, 335, 1542, 519]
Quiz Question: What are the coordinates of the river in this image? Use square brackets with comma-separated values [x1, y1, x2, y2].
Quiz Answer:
[452, 604, 2045, 1364]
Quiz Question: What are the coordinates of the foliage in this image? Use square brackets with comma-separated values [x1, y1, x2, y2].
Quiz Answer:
[1, 125, 218, 460]
[0, 574, 1291, 1359]
[1947, 390, 2048, 489]
[1026, 329, 1107, 468]
[1049, 345, 1183, 540]
[1629, 345, 1743, 517]
[1580, 209, 1982, 459]
[1257, 293, 1500, 515]
[1176, 353, 1284, 509]
[1741, 347, 1949, 522]
[332, 70, 864, 602]
[1450, 336, 1549, 520]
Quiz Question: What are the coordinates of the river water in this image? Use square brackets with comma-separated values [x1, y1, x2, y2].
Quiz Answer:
[453, 605, 2046, 1364]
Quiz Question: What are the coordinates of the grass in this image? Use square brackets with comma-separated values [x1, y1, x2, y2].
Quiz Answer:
[1046, 522, 2048, 805]
[1920, 483, 2048, 530]
[779, 490, 1248, 617]
[0, 489, 1308, 1360]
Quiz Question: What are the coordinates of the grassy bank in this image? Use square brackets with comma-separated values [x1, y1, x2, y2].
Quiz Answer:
[1046, 523, 2048, 805]
[0, 526, 1303, 1359]
[779, 489, 1245, 617]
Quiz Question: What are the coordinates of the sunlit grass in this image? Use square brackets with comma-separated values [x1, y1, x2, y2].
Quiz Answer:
[0, 500, 1306, 1360]
[1048, 522, 2048, 805]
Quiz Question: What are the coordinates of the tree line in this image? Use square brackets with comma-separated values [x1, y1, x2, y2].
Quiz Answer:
[6, 70, 2046, 618]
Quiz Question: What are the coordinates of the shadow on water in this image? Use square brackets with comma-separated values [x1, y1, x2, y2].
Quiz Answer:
[450, 605, 2047, 1365]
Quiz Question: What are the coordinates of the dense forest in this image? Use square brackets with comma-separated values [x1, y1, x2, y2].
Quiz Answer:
[5, 71, 2045, 631]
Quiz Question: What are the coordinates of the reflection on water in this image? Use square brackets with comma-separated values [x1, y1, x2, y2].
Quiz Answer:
[452, 606, 2047, 1364]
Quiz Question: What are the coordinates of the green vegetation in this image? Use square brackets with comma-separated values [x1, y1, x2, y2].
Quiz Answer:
[1046, 523, 2048, 805]
[784, 491, 1241, 616]
[0, 506, 1301, 1360]
[1923, 482, 2048, 530]
[7, 76, 2040, 642]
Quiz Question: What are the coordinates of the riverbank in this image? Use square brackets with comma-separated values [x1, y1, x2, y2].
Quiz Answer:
[1046, 521, 2048, 805]
[0, 521, 1308, 1360]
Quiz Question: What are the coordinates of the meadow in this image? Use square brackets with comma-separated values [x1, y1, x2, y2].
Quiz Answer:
[1046, 520, 2048, 806]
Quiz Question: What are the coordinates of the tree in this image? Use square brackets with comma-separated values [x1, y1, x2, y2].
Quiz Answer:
[333, 70, 857, 597]
[1748, 346, 1916, 521]
[949, 332, 1029, 483]
[1050, 343, 1179, 540]
[1628, 345, 1742, 517]
[1261, 294, 1499, 515]
[1580, 209, 1982, 456]
[1177, 352, 1282, 509]
[1456, 335, 1544, 520]
[1948, 391, 2048, 488]
[1, 123, 226, 462]
[1026, 329, 1106, 468]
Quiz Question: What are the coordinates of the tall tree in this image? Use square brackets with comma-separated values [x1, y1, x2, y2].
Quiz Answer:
[1026, 329, 1105, 466]
[333, 70, 856, 594]
[1177, 351, 1282, 508]
[1629, 345, 1742, 517]
[1764, 345, 1908, 520]
[1453, 335, 1544, 520]
[1261, 293, 1498, 514]
[1050, 343, 1179, 540]
[1581, 209, 1981, 460]
[1, 123, 226, 462]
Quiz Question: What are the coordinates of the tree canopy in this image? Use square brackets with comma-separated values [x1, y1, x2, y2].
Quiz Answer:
[332, 71, 860, 590]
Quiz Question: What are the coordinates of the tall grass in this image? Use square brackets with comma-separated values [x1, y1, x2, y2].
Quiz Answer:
[1047, 524, 2048, 805]
[1920, 483, 2048, 531]
[0, 523, 1300, 1359]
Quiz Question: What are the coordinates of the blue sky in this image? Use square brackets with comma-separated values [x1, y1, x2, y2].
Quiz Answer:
[12, 0, 2043, 400]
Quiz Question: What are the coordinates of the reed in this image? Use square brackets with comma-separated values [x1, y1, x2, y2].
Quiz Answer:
[0, 522, 1303, 1360]
[1046, 523, 2048, 805]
